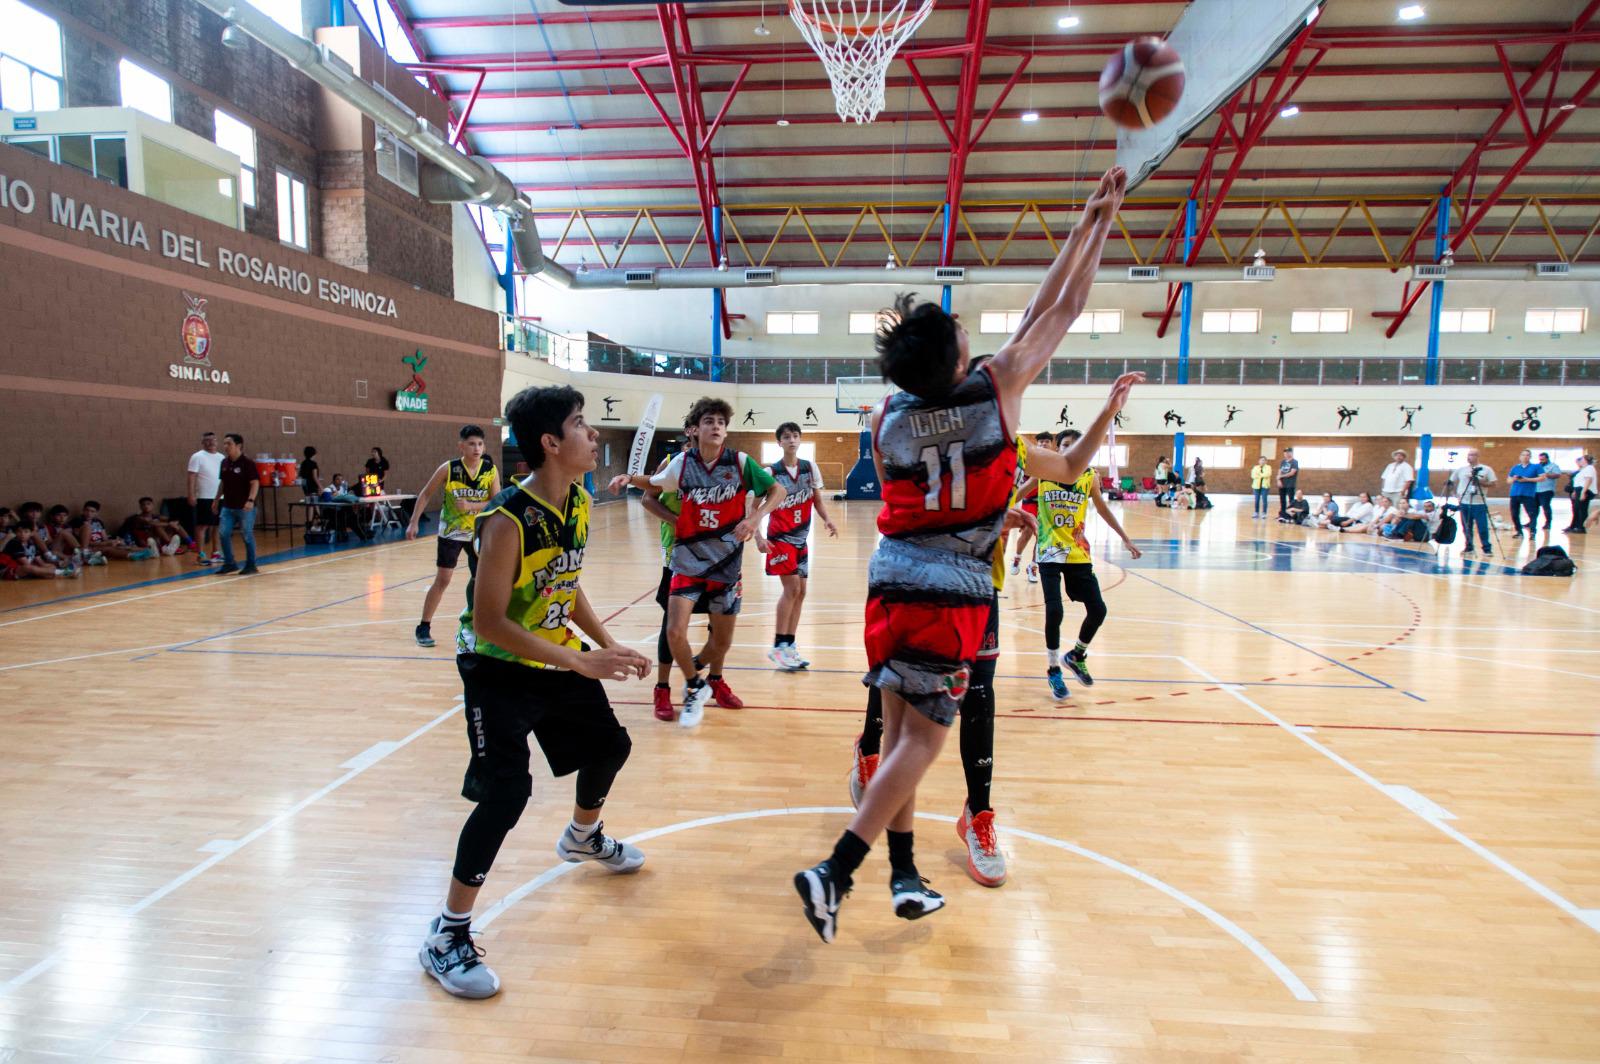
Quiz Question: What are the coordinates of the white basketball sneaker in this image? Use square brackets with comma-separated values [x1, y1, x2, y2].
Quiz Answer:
[418, 917, 500, 999]
[680, 680, 711, 728]
[556, 821, 645, 872]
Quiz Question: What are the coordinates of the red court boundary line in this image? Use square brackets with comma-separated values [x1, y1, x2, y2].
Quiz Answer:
[610, 700, 1599, 739]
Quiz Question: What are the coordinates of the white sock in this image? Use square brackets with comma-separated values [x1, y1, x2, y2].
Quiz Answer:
[439, 906, 471, 928]
[568, 819, 599, 841]
[1045, 647, 1060, 672]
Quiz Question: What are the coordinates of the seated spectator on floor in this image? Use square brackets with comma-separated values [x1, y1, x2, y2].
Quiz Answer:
[116, 497, 189, 554]
[1383, 499, 1442, 542]
[12, 502, 67, 570]
[42, 505, 89, 565]
[1344, 494, 1396, 535]
[1281, 490, 1311, 525]
[72, 501, 157, 562]
[1330, 491, 1375, 531]
[1, 508, 76, 579]
[1312, 492, 1341, 528]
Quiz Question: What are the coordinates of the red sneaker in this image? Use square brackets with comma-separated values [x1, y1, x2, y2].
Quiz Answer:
[652, 684, 675, 722]
[848, 738, 879, 809]
[708, 677, 743, 709]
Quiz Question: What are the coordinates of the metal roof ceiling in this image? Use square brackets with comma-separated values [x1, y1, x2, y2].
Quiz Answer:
[384, 0, 1600, 289]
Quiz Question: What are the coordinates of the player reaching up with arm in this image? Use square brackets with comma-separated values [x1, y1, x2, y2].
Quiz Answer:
[794, 166, 1141, 943]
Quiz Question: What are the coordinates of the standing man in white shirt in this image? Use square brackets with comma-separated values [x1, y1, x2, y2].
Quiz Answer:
[186, 431, 225, 566]
[1378, 449, 1415, 511]
[1446, 448, 1497, 556]
[1567, 454, 1596, 535]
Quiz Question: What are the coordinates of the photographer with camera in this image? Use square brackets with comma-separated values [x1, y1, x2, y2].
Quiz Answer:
[1445, 447, 1497, 557]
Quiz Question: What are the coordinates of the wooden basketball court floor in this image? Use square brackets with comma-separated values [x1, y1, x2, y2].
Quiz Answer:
[1, 497, 1596, 1063]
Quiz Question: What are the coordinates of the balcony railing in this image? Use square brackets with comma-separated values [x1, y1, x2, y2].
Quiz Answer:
[503, 321, 1598, 387]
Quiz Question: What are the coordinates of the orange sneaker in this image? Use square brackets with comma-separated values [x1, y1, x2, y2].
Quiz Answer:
[708, 677, 743, 708]
[848, 738, 879, 809]
[652, 684, 675, 722]
[956, 803, 1007, 887]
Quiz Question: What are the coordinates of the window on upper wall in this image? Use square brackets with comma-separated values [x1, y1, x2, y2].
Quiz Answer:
[1067, 309, 1122, 334]
[247, 0, 302, 33]
[766, 312, 819, 335]
[1293, 446, 1352, 470]
[849, 311, 896, 335]
[1438, 308, 1492, 333]
[760, 441, 818, 466]
[1200, 309, 1260, 334]
[275, 167, 308, 249]
[0, 0, 64, 113]
[979, 310, 1025, 334]
[1290, 308, 1351, 334]
[1091, 444, 1129, 469]
[119, 58, 172, 123]
[1524, 308, 1586, 334]
[213, 110, 257, 207]
[1185, 445, 1243, 469]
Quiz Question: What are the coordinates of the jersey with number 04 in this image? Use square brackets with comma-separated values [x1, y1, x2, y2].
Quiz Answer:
[1036, 468, 1095, 565]
[456, 480, 588, 669]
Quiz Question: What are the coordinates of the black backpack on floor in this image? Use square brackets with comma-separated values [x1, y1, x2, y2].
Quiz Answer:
[1522, 546, 1576, 577]
[1433, 512, 1457, 545]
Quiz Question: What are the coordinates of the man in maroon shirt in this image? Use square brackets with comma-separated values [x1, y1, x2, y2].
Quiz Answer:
[214, 433, 260, 575]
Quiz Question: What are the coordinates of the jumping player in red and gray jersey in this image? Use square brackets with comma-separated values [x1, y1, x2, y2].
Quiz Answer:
[794, 165, 1142, 943]
[611, 396, 785, 728]
[757, 421, 837, 672]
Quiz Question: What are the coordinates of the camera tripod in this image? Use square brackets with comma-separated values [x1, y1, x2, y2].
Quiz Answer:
[1452, 465, 1504, 558]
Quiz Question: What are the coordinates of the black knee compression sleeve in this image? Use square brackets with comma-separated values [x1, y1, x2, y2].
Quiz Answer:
[657, 625, 672, 666]
[1078, 586, 1108, 646]
[452, 778, 531, 886]
[959, 658, 997, 814]
[859, 686, 884, 756]
[575, 727, 632, 811]
[1040, 566, 1065, 650]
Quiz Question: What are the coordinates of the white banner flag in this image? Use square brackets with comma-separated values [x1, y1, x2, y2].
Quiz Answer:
[627, 393, 664, 476]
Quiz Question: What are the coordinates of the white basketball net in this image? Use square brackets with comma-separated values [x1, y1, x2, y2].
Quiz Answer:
[790, 0, 934, 124]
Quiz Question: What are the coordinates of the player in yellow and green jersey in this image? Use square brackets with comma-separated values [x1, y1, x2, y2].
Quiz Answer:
[1031, 428, 1141, 697]
[408, 424, 501, 648]
[419, 385, 651, 1001]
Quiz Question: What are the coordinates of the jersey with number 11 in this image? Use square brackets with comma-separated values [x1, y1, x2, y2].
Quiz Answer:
[875, 364, 1016, 555]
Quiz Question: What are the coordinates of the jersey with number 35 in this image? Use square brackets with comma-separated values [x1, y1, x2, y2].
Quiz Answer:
[456, 480, 589, 670]
[651, 448, 776, 583]
[870, 365, 1016, 607]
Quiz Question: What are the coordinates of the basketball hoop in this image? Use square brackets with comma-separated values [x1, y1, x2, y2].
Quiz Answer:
[790, 0, 935, 124]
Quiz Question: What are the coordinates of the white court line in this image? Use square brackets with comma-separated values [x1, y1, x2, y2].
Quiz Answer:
[1174, 655, 1598, 936]
[475, 805, 1316, 1003]
[0, 539, 422, 630]
[0, 698, 463, 1000]
[1288, 639, 1600, 682]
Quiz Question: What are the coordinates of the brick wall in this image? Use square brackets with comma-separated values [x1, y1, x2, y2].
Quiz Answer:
[0, 140, 501, 523]
[32, 0, 457, 293]
[42, 0, 323, 253]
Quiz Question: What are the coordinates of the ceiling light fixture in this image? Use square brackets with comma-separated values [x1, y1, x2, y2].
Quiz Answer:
[1020, 111, 1040, 122]
[755, 0, 772, 35]
[1397, 4, 1425, 21]
[1279, 105, 1300, 118]
[1057, 15, 1080, 29]
[1440, 247, 1455, 268]
[885, 252, 896, 270]
[1254, 247, 1268, 268]
[1558, 101, 1577, 111]
[775, 117, 790, 126]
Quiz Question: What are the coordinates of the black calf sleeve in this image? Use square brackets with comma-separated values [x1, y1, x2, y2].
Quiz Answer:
[1078, 589, 1108, 646]
[859, 686, 884, 756]
[959, 659, 996, 815]
[656, 625, 672, 666]
[574, 727, 632, 810]
[1040, 563, 1066, 649]
[451, 784, 530, 886]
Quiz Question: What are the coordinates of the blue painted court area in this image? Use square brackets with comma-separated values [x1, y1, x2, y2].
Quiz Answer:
[1, 531, 407, 614]
[1121, 538, 1523, 576]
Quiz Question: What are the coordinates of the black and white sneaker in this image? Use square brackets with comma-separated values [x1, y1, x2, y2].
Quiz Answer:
[794, 860, 847, 943]
[415, 621, 435, 648]
[555, 821, 644, 872]
[890, 871, 945, 920]
[418, 917, 500, 999]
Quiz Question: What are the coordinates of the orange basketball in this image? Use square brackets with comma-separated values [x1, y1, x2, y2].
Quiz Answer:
[1098, 37, 1185, 129]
